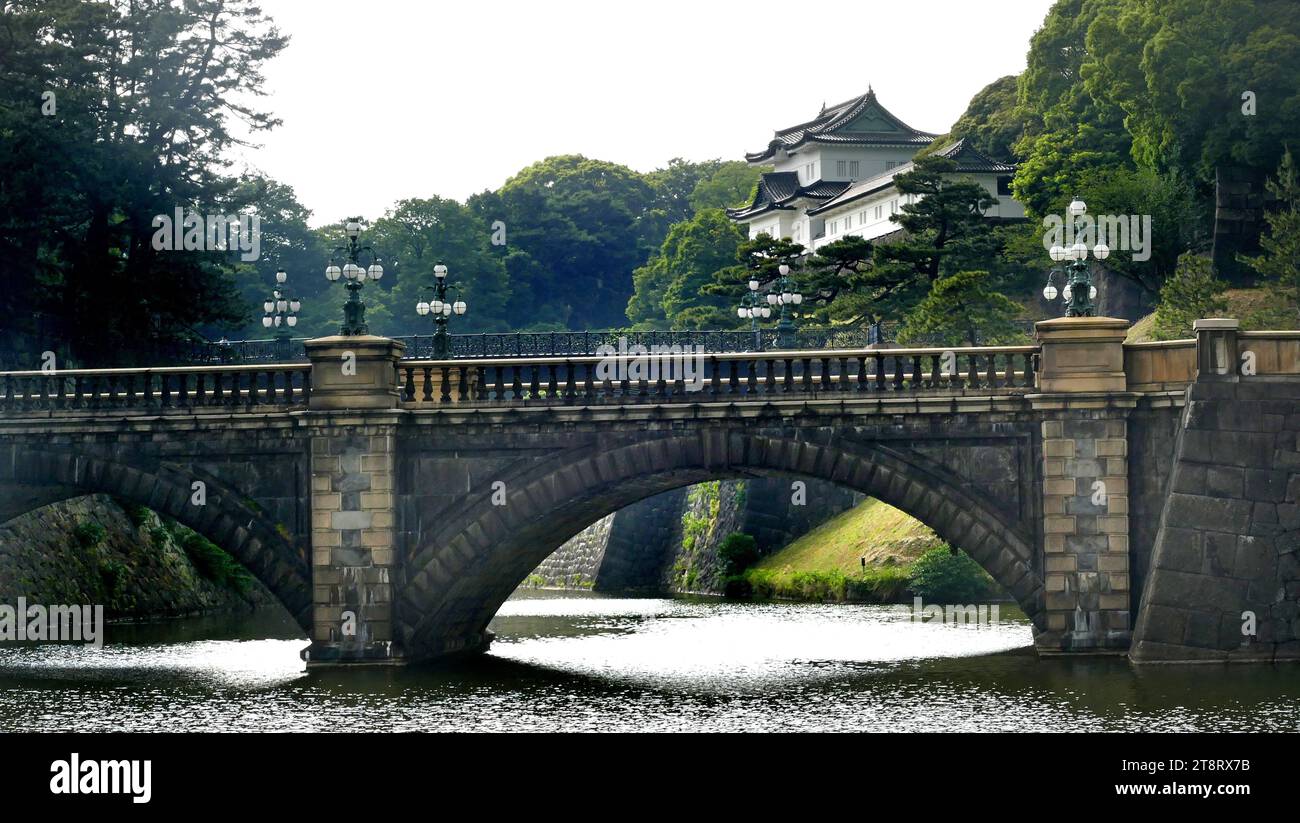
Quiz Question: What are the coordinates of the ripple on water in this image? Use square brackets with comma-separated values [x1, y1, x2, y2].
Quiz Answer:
[0, 595, 1297, 732]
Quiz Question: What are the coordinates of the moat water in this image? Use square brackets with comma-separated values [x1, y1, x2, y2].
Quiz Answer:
[1, 589, 1298, 732]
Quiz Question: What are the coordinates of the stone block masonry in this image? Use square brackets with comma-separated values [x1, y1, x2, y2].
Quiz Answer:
[1130, 377, 1300, 661]
[1036, 412, 1133, 650]
[304, 419, 404, 667]
[1029, 316, 1136, 653]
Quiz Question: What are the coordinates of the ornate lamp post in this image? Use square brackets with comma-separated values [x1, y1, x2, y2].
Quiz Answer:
[261, 267, 301, 360]
[1042, 196, 1107, 317]
[736, 271, 773, 350]
[414, 261, 467, 358]
[324, 218, 383, 335]
[767, 260, 804, 349]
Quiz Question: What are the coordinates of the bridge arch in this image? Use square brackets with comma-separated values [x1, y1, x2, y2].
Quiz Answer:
[0, 445, 312, 629]
[399, 428, 1045, 658]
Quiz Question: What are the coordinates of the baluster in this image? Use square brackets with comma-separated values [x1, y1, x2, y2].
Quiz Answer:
[819, 357, 832, 392]
[211, 372, 224, 406]
[723, 360, 736, 395]
[856, 356, 867, 392]
[911, 355, 923, 391]
[458, 366, 470, 402]
[565, 361, 577, 400]
[654, 356, 667, 400]
[966, 353, 979, 389]
[34, 374, 49, 411]
[529, 364, 540, 400]
[422, 367, 434, 402]
[929, 354, 941, 389]
[73, 374, 86, 409]
[892, 356, 904, 390]
[282, 369, 294, 405]
[580, 362, 593, 401]
[512, 364, 524, 401]
[986, 352, 997, 389]
[800, 358, 813, 393]
[403, 366, 415, 402]
[440, 366, 452, 404]
[874, 352, 885, 391]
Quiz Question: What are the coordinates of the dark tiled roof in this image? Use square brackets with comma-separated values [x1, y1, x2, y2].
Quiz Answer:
[805, 139, 1016, 216]
[726, 173, 851, 220]
[744, 89, 939, 163]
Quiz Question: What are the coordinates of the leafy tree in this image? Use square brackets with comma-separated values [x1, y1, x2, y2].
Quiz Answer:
[369, 197, 510, 336]
[1242, 150, 1300, 327]
[908, 545, 995, 603]
[718, 533, 760, 577]
[226, 177, 328, 339]
[948, 75, 1026, 162]
[645, 158, 724, 227]
[689, 162, 765, 211]
[1010, 0, 1135, 218]
[860, 156, 1000, 321]
[626, 208, 746, 329]
[470, 155, 657, 329]
[1071, 166, 1209, 299]
[1152, 253, 1228, 339]
[0, 0, 287, 364]
[896, 270, 1026, 346]
[1087, 0, 1300, 187]
[801, 236, 879, 327]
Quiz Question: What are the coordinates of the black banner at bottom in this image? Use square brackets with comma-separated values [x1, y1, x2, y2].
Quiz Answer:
[0, 732, 1283, 811]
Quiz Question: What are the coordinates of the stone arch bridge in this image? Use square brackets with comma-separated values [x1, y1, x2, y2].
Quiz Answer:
[1, 318, 1298, 666]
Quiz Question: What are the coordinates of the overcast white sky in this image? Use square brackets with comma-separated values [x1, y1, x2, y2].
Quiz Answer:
[235, 0, 1058, 226]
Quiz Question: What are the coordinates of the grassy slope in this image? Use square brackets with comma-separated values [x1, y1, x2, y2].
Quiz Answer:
[753, 497, 941, 575]
[1126, 287, 1274, 343]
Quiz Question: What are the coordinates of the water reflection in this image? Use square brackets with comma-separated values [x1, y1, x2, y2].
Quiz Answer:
[0, 591, 1295, 732]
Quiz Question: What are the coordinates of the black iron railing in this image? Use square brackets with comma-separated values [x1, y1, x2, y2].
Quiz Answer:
[141, 321, 1039, 366]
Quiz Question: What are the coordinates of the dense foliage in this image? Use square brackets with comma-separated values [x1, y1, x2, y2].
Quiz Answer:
[5, 0, 1298, 371]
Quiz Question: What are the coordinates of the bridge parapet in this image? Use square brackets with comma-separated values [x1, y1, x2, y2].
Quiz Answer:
[394, 345, 1040, 407]
[0, 363, 310, 414]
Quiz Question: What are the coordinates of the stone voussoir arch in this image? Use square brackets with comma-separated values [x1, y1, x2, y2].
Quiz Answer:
[0, 444, 313, 629]
[399, 427, 1045, 658]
